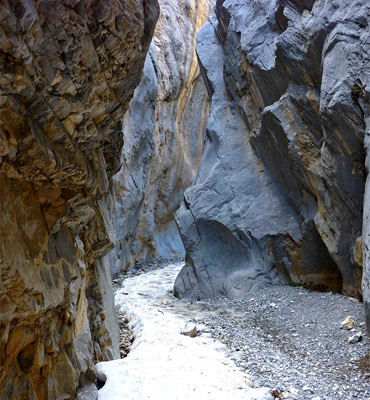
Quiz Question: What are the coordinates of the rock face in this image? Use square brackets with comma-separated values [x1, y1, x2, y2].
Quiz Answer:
[361, 4, 370, 333]
[175, 0, 369, 306]
[111, 0, 214, 274]
[0, 1, 158, 399]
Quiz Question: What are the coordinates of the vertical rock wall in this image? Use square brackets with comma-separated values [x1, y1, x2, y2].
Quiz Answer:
[361, 4, 370, 333]
[112, 0, 215, 274]
[0, 1, 158, 398]
[175, 0, 369, 307]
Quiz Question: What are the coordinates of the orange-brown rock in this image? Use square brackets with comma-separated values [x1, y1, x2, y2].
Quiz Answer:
[0, 0, 158, 398]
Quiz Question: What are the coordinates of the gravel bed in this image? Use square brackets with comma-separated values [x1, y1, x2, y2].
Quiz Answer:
[117, 311, 135, 358]
[185, 286, 370, 400]
[112, 257, 184, 290]
[113, 260, 370, 399]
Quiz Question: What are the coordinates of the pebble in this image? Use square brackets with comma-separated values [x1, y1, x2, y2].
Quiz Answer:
[189, 285, 370, 400]
[181, 323, 197, 338]
[349, 331, 363, 344]
[341, 316, 354, 330]
[117, 311, 135, 358]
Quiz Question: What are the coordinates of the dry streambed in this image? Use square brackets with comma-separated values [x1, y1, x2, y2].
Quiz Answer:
[95, 262, 272, 400]
[96, 262, 370, 400]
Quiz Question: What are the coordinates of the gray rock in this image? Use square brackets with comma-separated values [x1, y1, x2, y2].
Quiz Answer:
[348, 331, 362, 344]
[340, 316, 354, 330]
[181, 323, 198, 338]
[175, 0, 369, 316]
[111, 0, 215, 275]
[75, 382, 98, 400]
[361, 10, 370, 334]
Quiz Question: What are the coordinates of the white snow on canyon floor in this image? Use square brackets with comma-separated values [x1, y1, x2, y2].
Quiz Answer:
[95, 262, 273, 400]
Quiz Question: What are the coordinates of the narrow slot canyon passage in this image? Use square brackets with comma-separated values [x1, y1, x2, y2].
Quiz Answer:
[0, 0, 369, 399]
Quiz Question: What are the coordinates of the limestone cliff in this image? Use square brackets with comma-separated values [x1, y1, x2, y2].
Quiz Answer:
[112, 0, 214, 274]
[0, 1, 158, 398]
[175, 0, 369, 312]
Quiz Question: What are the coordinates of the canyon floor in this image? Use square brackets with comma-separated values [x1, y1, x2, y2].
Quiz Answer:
[96, 261, 370, 400]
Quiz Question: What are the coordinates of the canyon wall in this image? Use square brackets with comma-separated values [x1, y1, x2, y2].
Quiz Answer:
[111, 0, 214, 274]
[0, 1, 158, 398]
[361, 5, 370, 333]
[175, 0, 369, 313]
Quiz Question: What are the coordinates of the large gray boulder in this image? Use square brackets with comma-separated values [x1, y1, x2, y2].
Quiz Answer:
[175, 0, 369, 306]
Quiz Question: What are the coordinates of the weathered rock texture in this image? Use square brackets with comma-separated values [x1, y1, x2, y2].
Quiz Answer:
[361, 11, 370, 333]
[0, 1, 158, 398]
[111, 0, 214, 275]
[175, 0, 369, 309]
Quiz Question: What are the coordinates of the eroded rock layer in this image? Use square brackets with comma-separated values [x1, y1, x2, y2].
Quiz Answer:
[112, 0, 214, 274]
[175, 0, 369, 308]
[0, 1, 158, 398]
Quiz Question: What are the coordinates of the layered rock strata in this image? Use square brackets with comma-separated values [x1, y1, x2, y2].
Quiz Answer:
[0, 1, 158, 398]
[175, 0, 369, 311]
[112, 0, 214, 275]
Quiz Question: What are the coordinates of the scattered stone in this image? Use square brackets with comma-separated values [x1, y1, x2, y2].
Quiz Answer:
[348, 332, 362, 344]
[117, 311, 135, 358]
[272, 389, 283, 399]
[246, 379, 256, 388]
[287, 387, 299, 397]
[341, 316, 354, 330]
[281, 390, 297, 399]
[181, 323, 197, 338]
[122, 257, 185, 279]
[192, 284, 370, 400]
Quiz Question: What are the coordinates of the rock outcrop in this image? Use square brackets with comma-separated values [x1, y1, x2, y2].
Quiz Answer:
[0, 1, 158, 398]
[111, 0, 214, 274]
[175, 0, 369, 309]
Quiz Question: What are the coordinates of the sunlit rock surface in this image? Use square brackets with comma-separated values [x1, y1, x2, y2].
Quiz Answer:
[0, 0, 158, 398]
[175, 0, 369, 310]
[112, 0, 214, 274]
